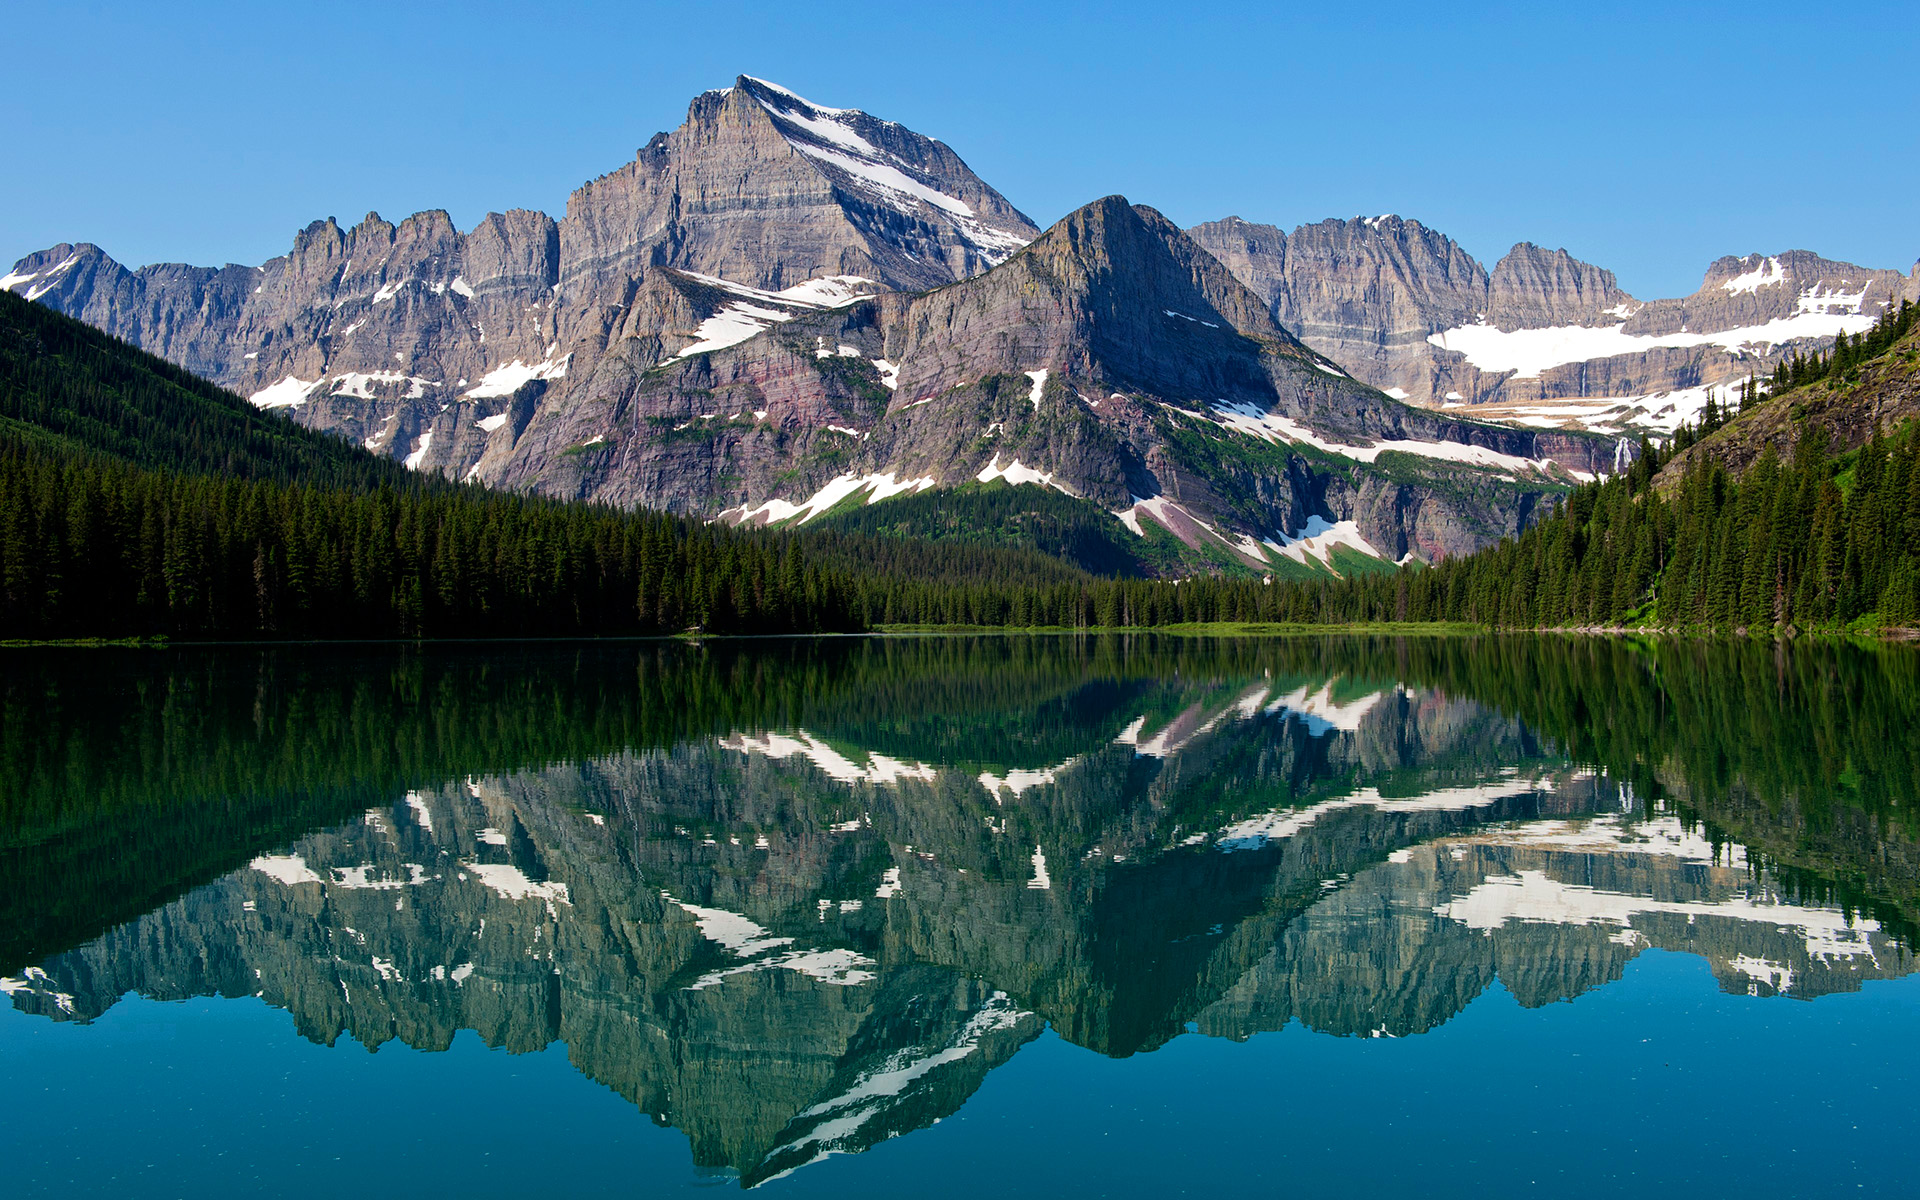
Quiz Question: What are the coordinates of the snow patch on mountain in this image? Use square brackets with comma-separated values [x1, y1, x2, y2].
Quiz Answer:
[678, 302, 797, 357]
[1722, 255, 1788, 293]
[1429, 304, 1877, 378]
[1266, 516, 1385, 571]
[679, 269, 876, 310]
[722, 471, 938, 527]
[250, 375, 324, 409]
[331, 371, 436, 400]
[464, 353, 570, 398]
[1207, 401, 1579, 480]
[744, 78, 1029, 263]
[402, 429, 434, 470]
[793, 143, 975, 217]
[1, 252, 81, 302]
[977, 454, 1071, 493]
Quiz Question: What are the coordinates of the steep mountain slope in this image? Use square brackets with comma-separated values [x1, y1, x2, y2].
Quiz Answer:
[493, 196, 1619, 569]
[1190, 215, 1919, 435]
[2, 77, 1037, 480]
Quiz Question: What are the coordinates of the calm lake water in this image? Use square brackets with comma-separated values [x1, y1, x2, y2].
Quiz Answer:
[4, 635, 1917, 1196]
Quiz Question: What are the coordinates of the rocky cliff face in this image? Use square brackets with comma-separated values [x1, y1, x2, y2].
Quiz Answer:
[560, 77, 1034, 301]
[1188, 217, 1920, 436]
[6, 76, 1648, 568]
[59, 73, 1920, 566]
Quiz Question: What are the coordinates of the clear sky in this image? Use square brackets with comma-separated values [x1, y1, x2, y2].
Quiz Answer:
[7, 0, 1915, 299]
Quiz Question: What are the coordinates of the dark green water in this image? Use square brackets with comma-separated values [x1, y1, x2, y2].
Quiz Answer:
[3, 635, 1917, 1195]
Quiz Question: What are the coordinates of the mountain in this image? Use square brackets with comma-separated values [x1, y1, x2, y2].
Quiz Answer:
[6, 77, 1618, 570]
[491, 195, 1618, 567]
[1189, 216, 1920, 436]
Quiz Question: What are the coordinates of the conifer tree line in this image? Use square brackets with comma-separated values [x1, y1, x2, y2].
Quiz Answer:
[6, 401, 1916, 639]
[0, 442, 871, 637]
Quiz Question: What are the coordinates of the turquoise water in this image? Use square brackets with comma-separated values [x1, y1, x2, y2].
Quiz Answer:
[3, 636, 1916, 1195]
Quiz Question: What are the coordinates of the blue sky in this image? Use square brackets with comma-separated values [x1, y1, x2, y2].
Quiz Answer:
[7, 1, 1914, 298]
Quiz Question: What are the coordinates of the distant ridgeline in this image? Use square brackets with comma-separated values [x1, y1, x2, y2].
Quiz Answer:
[2, 288, 1918, 637]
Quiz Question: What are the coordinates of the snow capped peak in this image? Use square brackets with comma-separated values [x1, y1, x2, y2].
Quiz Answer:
[2, 251, 84, 302]
[741, 75, 856, 118]
[739, 75, 1029, 264]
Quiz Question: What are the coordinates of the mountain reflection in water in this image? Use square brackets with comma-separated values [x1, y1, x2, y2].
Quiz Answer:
[3, 636, 1917, 1188]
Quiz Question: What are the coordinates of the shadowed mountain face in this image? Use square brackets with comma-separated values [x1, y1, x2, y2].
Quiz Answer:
[5, 636, 1917, 1187]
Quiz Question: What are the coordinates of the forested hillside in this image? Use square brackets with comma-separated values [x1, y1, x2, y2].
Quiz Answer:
[0, 290, 410, 489]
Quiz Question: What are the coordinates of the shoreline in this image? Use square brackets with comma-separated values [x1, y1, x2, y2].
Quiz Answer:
[6, 621, 1919, 648]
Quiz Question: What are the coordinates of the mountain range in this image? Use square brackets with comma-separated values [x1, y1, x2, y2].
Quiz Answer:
[7, 76, 1913, 570]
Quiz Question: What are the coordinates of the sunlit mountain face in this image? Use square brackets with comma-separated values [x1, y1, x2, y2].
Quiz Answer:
[4, 636, 1917, 1190]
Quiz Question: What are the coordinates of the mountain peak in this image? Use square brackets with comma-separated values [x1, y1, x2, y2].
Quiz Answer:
[888, 194, 1305, 414]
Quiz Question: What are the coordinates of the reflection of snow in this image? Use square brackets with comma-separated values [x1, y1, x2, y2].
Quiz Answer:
[463, 862, 570, 905]
[251, 854, 325, 886]
[1730, 954, 1796, 994]
[404, 792, 434, 834]
[1214, 774, 1548, 851]
[0, 967, 76, 1014]
[1266, 681, 1388, 735]
[666, 896, 792, 956]
[1027, 846, 1052, 890]
[1436, 869, 1880, 965]
[760, 992, 1029, 1181]
[721, 730, 937, 786]
[978, 757, 1080, 797]
[1123, 678, 1388, 757]
[687, 948, 876, 991]
[665, 891, 875, 991]
[1486, 814, 1746, 869]
[1128, 683, 1273, 758]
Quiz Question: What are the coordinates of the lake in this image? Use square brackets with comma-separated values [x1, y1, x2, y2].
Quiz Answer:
[3, 634, 1917, 1196]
